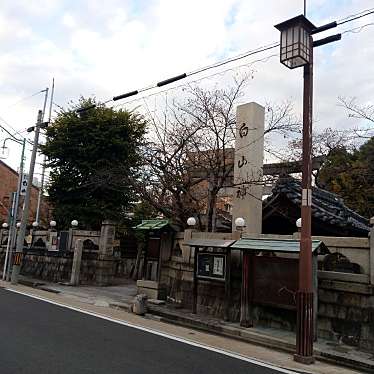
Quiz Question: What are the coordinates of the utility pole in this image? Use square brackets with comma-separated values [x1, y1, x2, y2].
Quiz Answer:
[3, 138, 26, 281]
[35, 161, 45, 224]
[35, 78, 54, 224]
[11, 88, 49, 285]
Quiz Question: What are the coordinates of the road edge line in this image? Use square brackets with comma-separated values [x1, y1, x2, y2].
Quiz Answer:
[5, 287, 298, 374]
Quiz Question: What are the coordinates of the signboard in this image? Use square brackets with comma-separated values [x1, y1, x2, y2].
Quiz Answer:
[20, 174, 28, 196]
[197, 253, 226, 280]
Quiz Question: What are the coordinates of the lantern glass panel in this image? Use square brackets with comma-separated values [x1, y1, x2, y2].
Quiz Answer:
[279, 22, 312, 69]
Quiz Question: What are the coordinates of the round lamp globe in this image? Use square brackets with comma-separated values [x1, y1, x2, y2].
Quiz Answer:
[187, 217, 196, 226]
[235, 217, 246, 228]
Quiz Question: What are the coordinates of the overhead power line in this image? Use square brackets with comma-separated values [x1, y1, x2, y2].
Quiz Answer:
[337, 8, 374, 25]
[110, 42, 280, 103]
[74, 7, 374, 112]
[112, 53, 278, 109]
[341, 22, 374, 35]
[3, 90, 45, 110]
[0, 114, 21, 136]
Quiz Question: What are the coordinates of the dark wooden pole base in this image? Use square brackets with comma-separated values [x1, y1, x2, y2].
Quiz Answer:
[295, 290, 314, 364]
[293, 354, 315, 365]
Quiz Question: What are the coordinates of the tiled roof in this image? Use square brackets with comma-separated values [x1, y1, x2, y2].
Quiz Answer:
[264, 177, 370, 235]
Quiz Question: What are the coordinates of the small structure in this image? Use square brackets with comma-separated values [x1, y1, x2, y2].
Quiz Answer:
[231, 238, 328, 336]
[185, 238, 236, 321]
[135, 219, 176, 299]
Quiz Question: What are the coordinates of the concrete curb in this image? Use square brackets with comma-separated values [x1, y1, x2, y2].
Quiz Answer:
[147, 306, 295, 351]
[18, 279, 45, 288]
[146, 306, 374, 374]
[18, 279, 61, 294]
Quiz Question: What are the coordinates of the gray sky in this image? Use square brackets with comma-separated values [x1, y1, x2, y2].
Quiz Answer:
[0, 0, 373, 173]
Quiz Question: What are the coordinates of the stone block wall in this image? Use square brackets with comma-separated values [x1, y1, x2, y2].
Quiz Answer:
[0, 247, 121, 285]
[318, 282, 374, 351]
[160, 231, 374, 353]
[21, 254, 72, 282]
[161, 257, 242, 321]
[162, 256, 374, 351]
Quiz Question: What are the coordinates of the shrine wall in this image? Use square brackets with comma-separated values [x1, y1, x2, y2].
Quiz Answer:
[160, 230, 374, 352]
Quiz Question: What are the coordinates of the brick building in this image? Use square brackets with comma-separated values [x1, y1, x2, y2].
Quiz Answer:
[0, 160, 50, 225]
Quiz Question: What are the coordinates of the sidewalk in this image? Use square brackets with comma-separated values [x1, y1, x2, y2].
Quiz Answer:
[13, 276, 374, 373]
[145, 304, 374, 373]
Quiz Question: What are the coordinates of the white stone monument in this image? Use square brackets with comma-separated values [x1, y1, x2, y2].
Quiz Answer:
[232, 102, 265, 234]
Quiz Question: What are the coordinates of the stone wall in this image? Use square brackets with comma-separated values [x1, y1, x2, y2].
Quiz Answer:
[160, 230, 374, 352]
[17, 252, 118, 285]
[0, 220, 138, 285]
[318, 281, 374, 351]
[21, 253, 72, 282]
[0, 247, 135, 285]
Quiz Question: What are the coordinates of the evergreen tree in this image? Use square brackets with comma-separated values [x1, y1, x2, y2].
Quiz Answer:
[42, 98, 146, 229]
[317, 137, 374, 218]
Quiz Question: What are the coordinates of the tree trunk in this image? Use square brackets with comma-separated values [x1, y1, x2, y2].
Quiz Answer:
[206, 187, 217, 232]
[132, 243, 143, 281]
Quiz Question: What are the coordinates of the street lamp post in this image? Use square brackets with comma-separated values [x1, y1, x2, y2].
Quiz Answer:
[275, 15, 316, 364]
[275, 14, 341, 364]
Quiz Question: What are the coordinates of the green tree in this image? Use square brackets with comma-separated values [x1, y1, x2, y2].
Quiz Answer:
[42, 98, 146, 229]
[317, 137, 374, 218]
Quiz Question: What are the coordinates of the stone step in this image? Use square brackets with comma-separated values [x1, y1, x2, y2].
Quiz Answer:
[108, 301, 132, 313]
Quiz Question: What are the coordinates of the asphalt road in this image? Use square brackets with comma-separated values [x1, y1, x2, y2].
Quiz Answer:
[0, 288, 293, 374]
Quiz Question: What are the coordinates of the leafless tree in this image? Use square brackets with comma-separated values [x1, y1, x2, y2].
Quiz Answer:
[264, 101, 300, 136]
[137, 77, 301, 231]
[134, 109, 205, 228]
[338, 96, 374, 139]
[282, 127, 352, 161]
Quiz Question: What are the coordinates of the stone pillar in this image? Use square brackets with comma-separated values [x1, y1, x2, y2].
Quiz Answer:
[0, 228, 6, 247]
[99, 220, 116, 256]
[232, 102, 265, 234]
[96, 220, 116, 286]
[184, 229, 194, 264]
[70, 239, 83, 286]
[68, 228, 74, 251]
[370, 217, 374, 285]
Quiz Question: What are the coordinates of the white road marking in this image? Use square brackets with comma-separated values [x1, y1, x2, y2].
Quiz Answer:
[5, 288, 297, 373]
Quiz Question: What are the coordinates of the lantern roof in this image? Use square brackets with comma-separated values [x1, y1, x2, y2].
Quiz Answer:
[275, 14, 316, 33]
